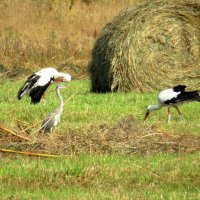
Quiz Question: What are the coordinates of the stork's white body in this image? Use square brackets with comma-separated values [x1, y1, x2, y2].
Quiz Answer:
[158, 89, 180, 106]
[17, 67, 71, 104]
[144, 85, 200, 122]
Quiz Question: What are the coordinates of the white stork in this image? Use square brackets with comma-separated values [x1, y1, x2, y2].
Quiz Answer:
[144, 85, 200, 122]
[17, 67, 71, 104]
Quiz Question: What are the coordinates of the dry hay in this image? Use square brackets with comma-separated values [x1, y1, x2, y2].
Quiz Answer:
[1, 116, 200, 157]
[89, 0, 200, 93]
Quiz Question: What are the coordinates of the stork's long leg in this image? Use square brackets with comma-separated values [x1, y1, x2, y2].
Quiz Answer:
[42, 93, 46, 104]
[174, 106, 183, 121]
[167, 107, 172, 123]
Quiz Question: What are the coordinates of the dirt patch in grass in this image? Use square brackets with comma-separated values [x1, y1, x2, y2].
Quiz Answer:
[1, 116, 200, 157]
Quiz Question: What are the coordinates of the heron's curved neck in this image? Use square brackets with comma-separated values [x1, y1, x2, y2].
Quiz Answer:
[56, 88, 64, 108]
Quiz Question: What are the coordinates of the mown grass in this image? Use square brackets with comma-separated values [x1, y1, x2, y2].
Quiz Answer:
[0, 79, 200, 199]
[1, 154, 200, 199]
[0, 79, 200, 134]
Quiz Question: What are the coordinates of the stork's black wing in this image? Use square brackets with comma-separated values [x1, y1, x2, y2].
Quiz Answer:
[173, 85, 186, 92]
[17, 74, 40, 99]
[29, 80, 51, 104]
[165, 91, 200, 105]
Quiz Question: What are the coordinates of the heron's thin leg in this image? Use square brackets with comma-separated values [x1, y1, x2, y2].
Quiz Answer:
[167, 107, 171, 123]
[174, 106, 183, 121]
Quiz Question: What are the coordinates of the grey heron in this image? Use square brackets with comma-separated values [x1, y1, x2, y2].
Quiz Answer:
[17, 67, 71, 104]
[144, 85, 200, 123]
[40, 85, 65, 133]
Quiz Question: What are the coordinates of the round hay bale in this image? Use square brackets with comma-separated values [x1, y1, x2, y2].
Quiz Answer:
[88, 0, 200, 93]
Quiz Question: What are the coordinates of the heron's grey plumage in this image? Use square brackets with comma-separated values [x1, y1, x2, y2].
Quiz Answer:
[41, 85, 65, 133]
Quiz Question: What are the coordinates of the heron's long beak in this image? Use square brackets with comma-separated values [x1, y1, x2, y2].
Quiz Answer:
[144, 111, 150, 121]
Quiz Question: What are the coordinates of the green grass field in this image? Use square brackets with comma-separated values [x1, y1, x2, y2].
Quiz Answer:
[0, 79, 200, 199]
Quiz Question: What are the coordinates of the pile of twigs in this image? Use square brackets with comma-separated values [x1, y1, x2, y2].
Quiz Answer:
[1, 116, 200, 157]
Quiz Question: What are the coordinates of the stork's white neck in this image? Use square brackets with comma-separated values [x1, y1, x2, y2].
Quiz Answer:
[148, 104, 162, 112]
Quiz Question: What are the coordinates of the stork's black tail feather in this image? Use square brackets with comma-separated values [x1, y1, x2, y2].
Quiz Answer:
[17, 90, 22, 100]
[17, 82, 30, 100]
[172, 85, 200, 102]
[17, 74, 40, 100]
[165, 89, 200, 105]
[17, 83, 31, 99]
[184, 90, 200, 102]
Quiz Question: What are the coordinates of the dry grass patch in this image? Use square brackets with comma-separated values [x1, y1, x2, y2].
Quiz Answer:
[1, 116, 200, 157]
[0, 0, 138, 78]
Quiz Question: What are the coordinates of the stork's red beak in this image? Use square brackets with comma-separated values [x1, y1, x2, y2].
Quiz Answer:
[55, 78, 64, 82]
[54, 73, 71, 82]
[144, 111, 150, 121]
